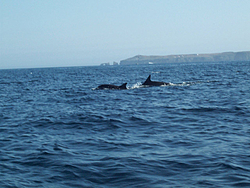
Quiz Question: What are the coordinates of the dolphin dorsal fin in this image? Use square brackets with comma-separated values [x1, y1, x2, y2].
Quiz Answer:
[143, 75, 151, 85]
[119, 83, 127, 89]
[146, 75, 151, 82]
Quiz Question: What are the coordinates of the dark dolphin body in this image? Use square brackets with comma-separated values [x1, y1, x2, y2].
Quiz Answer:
[142, 75, 170, 86]
[96, 83, 127, 90]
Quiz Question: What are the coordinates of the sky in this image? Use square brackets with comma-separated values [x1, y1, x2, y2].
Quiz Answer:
[1, 0, 250, 69]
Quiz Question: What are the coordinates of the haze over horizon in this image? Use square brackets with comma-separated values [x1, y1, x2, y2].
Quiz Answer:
[1, 0, 250, 69]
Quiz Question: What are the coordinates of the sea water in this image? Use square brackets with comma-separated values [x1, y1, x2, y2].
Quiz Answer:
[0, 61, 250, 187]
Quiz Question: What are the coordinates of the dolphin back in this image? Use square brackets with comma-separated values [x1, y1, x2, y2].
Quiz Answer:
[142, 75, 169, 86]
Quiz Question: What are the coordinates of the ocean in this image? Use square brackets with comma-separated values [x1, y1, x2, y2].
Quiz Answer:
[0, 61, 250, 187]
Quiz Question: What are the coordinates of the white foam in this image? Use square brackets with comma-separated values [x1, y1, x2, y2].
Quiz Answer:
[168, 82, 191, 86]
[151, 71, 161, 74]
[128, 82, 143, 89]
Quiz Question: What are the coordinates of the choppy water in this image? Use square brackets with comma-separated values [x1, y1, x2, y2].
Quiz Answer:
[1, 61, 250, 187]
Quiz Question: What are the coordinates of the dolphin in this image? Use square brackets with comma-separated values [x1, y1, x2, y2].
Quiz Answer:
[96, 83, 127, 90]
[142, 75, 170, 86]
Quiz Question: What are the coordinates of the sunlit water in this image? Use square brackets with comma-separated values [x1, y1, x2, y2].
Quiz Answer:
[1, 61, 250, 187]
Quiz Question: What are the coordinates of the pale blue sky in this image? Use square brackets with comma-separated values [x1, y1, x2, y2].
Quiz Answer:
[1, 0, 250, 69]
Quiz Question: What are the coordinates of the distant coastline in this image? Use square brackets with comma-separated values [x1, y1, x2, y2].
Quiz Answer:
[101, 51, 250, 66]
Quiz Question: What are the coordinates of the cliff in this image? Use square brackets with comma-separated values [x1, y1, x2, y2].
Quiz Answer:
[119, 51, 250, 65]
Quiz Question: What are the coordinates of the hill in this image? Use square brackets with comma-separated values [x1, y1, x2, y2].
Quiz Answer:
[119, 51, 250, 65]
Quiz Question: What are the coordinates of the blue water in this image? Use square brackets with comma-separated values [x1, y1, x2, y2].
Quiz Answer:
[1, 61, 250, 187]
